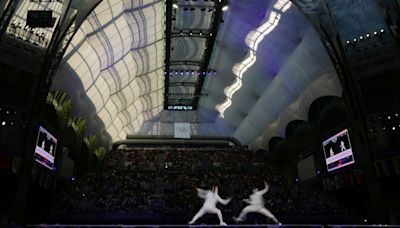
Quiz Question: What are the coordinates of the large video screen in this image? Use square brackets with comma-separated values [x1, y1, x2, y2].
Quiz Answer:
[34, 126, 57, 170]
[322, 129, 355, 172]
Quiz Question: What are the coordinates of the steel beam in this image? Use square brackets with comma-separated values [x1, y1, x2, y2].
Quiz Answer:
[192, 0, 226, 109]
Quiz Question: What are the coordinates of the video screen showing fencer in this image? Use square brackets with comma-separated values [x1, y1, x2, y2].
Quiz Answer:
[322, 129, 355, 172]
[34, 126, 57, 170]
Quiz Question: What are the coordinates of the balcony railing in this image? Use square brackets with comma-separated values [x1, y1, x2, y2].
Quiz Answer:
[7, 20, 48, 47]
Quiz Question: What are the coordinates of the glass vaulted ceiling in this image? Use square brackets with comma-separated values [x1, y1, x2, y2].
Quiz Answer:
[55, 0, 164, 142]
[165, 0, 221, 109]
[52, 0, 343, 147]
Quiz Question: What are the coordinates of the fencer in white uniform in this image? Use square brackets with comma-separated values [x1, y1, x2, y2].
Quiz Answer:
[340, 141, 346, 151]
[233, 181, 281, 224]
[188, 186, 231, 225]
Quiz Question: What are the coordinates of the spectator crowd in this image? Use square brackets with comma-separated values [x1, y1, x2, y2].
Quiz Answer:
[52, 146, 352, 224]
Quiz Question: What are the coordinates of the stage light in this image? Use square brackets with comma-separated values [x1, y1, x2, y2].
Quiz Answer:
[395, 113, 398, 117]
[392, 127, 396, 131]
[6, 110, 9, 114]
[380, 28, 385, 33]
[173, 4, 178, 9]
[388, 116, 391, 119]
[359, 35, 364, 40]
[222, 5, 228, 11]
[346, 40, 351, 45]
[295, 178, 299, 182]
[199, 32, 203, 36]
[364, 219, 368, 223]
[10, 122, 14, 126]
[210, 33, 213, 36]
[374, 31, 378, 36]
[366, 33, 370, 38]
[1, 121, 5, 126]
[383, 127, 386, 130]
[181, 71, 184, 75]
[71, 177, 75, 181]
[353, 38, 357, 43]
[189, 31, 193, 36]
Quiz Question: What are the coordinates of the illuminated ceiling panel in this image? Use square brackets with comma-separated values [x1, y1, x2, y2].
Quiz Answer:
[171, 37, 206, 62]
[54, 0, 164, 142]
[199, 0, 342, 146]
[175, 1, 214, 30]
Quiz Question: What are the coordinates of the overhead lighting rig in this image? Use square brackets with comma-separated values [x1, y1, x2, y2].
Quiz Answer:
[165, 69, 217, 76]
[345, 28, 385, 46]
[165, 0, 228, 110]
[172, 29, 209, 38]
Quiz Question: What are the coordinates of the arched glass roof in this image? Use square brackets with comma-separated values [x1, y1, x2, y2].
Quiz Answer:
[53, 0, 164, 143]
[199, 0, 342, 147]
[52, 0, 343, 147]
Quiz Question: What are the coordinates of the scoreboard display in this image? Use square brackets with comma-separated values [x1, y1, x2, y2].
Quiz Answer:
[27, 10, 54, 28]
[322, 129, 355, 172]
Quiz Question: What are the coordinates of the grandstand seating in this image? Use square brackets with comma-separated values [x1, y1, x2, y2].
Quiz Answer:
[50, 146, 352, 225]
